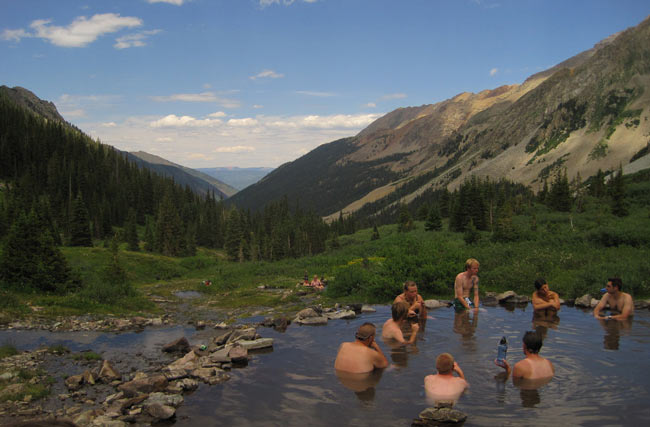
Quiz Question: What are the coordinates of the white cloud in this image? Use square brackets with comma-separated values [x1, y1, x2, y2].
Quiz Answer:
[147, 0, 185, 5]
[227, 118, 259, 127]
[155, 137, 173, 142]
[114, 29, 161, 49]
[364, 102, 377, 108]
[381, 93, 407, 100]
[149, 114, 223, 128]
[259, 0, 317, 6]
[1, 28, 29, 42]
[249, 69, 284, 80]
[150, 92, 241, 108]
[102, 122, 117, 127]
[17, 14, 143, 47]
[490, 67, 498, 76]
[208, 111, 227, 118]
[61, 109, 85, 118]
[296, 90, 336, 97]
[214, 146, 256, 153]
[253, 104, 264, 109]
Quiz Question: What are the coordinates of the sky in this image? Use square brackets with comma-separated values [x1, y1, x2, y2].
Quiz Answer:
[1, 0, 649, 169]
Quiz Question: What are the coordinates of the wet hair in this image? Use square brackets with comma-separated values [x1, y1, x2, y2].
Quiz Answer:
[608, 277, 623, 290]
[523, 331, 543, 354]
[436, 353, 455, 374]
[534, 278, 546, 291]
[391, 301, 410, 321]
[355, 322, 376, 341]
[465, 258, 479, 270]
[403, 280, 417, 291]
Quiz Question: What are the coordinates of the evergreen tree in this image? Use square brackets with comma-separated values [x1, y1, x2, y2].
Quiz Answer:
[590, 169, 606, 198]
[154, 190, 183, 256]
[463, 218, 480, 245]
[425, 205, 443, 231]
[548, 169, 572, 212]
[397, 204, 414, 232]
[124, 208, 139, 251]
[538, 179, 549, 204]
[416, 204, 429, 221]
[143, 216, 154, 252]
[224, 209, 243, 261]
[371, 225, 380, 240]
[492, 202, 518, 243]
[68, 193, 92, 246]
[609, 164, 628, 217]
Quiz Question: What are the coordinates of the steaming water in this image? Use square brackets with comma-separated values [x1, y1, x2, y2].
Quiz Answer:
[2, 305, 649, 426]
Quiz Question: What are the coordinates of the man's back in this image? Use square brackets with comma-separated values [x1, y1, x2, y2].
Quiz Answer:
[334, 342, 376, 373]
[424, 374, 468, 400]
[514, 356, 554, 380]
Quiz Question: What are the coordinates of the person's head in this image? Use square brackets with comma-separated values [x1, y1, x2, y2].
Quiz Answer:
[391, 301, 410, 322]
[355, 322, 376, 345]
[606, 277, 623, 293]
[313, 275, 318, 280]
[436, 353, 455, 374]
[523, 330, 543, 354]
[465, 258, 479, 275]
[534, 278, 549, 294]
[403, 280, 418, 300]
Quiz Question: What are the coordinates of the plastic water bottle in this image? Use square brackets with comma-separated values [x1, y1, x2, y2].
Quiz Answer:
[497, 336, 508, 364]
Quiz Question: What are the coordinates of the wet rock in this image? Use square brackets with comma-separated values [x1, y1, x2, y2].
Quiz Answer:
[496, 291, 516, 302]
[167, 378, 199, 393]
[162, 337, 191, 353]
[413, 406, 467, 425]
[103, 391, 124, 405]
[214, 322, 228, 329]
[590, 298, 599, 308]
[74, 409, 104, 426]
[296, 308, 320, 319]
[65, 374, 84, 391]
[295, 316, 328, 325]
[214, 330, 233, 346]
[575, 294, 593, 308]
[482, 293, 498, 306]
[147, 403, 176, 420]
[423, 299, 447, 309]
[162, 369, 189, 381]
[236, 338, 274, 350]
[227, 327, 257, 343]
[261, 316, 290, 332]
[195, 320, 207, 330]
[119, 394, 148, 411]
[91, 414, 127, 426]
[118, 375, 168, 397]
[634, 299, 650, 309]
[510, 295, 530, 304]
[167, 350, 200, 370]
[325, 310, 356, 320]
[209, 348, 232, 363]
[98, 360, 121, 382]
[361, 305, 376, 313]
[144, 392, 184, 407]
[82, 370, 95, 385]
[228, 345, 248, 364]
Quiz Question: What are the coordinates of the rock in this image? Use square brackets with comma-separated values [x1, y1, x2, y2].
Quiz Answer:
[590, 298, 599, 308]
[296, 308, 320, 319]
[195, 320, 207, 330]
[559, 298, 566, 305]
[295, 316, 328, 325]
[162, 337, 191, 353]
[510, 295, 530, 304]
[413, 406, 467, 425]
[167, 350, 200, 370]
[228, 345, 248, 364]
[496, 291, 516, 302]
[209, 348, 232, 363]
[236, 338, 274, 350]
[103, 391, 124, 405]
[423, 299, 447, 309]
[361, 304, 376, 313]
[575, 294, 593, 308]
[91, 415, 127, 426]
[74, 409, 104, 426]
[0, 383, 25, 400]
[118, 375, 168, 397]
[151, 317, 163, 326]
[634, 299, 650, 309]
[65, 374, 84, 391]
[482, 294, 498, 306]
[191, 367, 215, 381]
[119, 394, 148, 411]
[98, 360, 121, 382]
[163, 369, 189, 381]
[325, 310, 356, 320]
[346, 303, 363, 313]
[214, 330, 233, 345]
[261, 316, 290, 331]
[227, 327, 257, 343]
[214, 322, 228, 329]
[147, 403, 176, 420]
[167, 378, 199, 393]
[144, 392, 184, 407]
[82, 369, 95, 385]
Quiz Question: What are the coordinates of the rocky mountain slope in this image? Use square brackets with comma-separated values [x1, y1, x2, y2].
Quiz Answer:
[231, 16, 650, 218]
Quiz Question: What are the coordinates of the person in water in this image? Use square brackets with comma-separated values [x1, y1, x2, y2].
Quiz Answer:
[593, 277, 634, 320]
[495, 331, 554, 382]
[382, 301, 419, 345]
[310, 274, 324, 290]
[394, 280, 426, 321]
[424, 353, 468, 404]
[531, 278, 561, 315]
[453, 258, 480, 312]
[334, 322, 389, 373]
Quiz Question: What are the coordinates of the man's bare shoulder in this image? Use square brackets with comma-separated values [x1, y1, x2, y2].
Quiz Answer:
[394, 294, 405, 303]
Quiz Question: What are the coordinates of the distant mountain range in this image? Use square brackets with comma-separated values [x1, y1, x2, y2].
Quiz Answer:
[230, 16, 650, 219]
[197, 167, 274, 191]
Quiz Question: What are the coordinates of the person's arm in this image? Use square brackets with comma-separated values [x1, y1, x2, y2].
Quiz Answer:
[494, 359, 512, 377]
[532, 292, 554, 310]
[417, 295, 427, 318]
[550, 292, 561, 311]
[611, 295, 633, 320]
[453, 362, 465, 380]
[407, 323, 419, 345]
[473, 277, 480, 309]
[454, 275, 470, 309]
[512, 360, 529, 379]
[593, 294, 608, 318]
[370, 340, 389, 369]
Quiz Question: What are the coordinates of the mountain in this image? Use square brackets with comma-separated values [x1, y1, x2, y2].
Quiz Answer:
[0, 85, 65, 123]
[197, 167, 274, 191]
[127, 151, 236, 198]
[230, 16, 650, 219]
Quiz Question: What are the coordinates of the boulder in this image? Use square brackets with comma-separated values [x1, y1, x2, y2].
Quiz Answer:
[228, 345, 248, 364]
[496, 291, 516, 302]
[82, 369, 95, 385]
[634, 299, 650, 310]
[423, 299, 447, 309]
[144, 392, 184, 407]
[147, 403, 176, 420]
[413, 406, 467, 425]
[361, 305, 376, 313]
[90, 415, 127, 426]
[575, 294, 593, 308]
[325, 310, 356, 320]
[295, 316, 328, 325]
[482, 294, 498, 306]
[118, 375, 168, 397]
[510, 295, 530, 304]
[162, 369, 188, 381]
[167, 350, 200, 370]
[214, 330, 233, 346]
[209, 347, 232, 363]
[590, 298, 599, 308]
[236, 338, 274, 350]
[227, 327, 257, 343]
[98, 360, 121, 382]
[162, 337, 191, 353]
[65, 374, 84, 391]
[296, 308, 320, 319]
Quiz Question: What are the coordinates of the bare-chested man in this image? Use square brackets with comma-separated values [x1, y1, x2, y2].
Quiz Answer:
[593, 277, 634, 321]
[454, 258, 479, 311]
[394, 281, 427, 321]
[382, 302, 419, 345]
[495, 331, 554, 386]
[424, 353, 468, 405]
[334, 323, 389, 373]
[532, 278, 561, 315]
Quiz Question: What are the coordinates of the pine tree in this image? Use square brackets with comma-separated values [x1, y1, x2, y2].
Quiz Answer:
[548, 169, 572, 212]
[143, 216, 154, 252]
[124, 208, 139, 251]
[425, 205, 443, 231]
[371, 225, 380, 240]
[463, 218, 480, 245]
[609, 164, 628, 217]
[397, 204, 414, 232]
[154, 190, 183, 256]
[224, 209, 243, 261]
[492, 202, 517, 243]
[416, 204, 429, 221]
[68, 193, 92, 246]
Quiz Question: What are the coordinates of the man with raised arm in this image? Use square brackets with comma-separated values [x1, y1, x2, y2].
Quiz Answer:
[593, 277, 634, 320]
[495, 331, 554, 383]
[382, 301, 419, 345]
[424, 353, 468, 404]
[453, 258, 480, 312]
[532, 278, 561, 315]
[334, 323, 389, 373]
[394, 280, 427, 321]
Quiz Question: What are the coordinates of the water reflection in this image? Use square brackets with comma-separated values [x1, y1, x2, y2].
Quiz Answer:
[598, 317, 633, 350]
[453, 310, 478, 351]
[532, 311, 560, 341]
[385, 340, 419, 368]
[335, 369, 384, 403]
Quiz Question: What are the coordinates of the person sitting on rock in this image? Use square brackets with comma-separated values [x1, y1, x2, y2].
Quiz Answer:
[310, 274, 324, 290]
[382, 301, 419, 345]
[593, 277, 634, 320]
[334, 322, 389, 373]
[394, 280, 427, 321]
[531, 278, 561, 315]
[495, 330, 554, 387]
[424, 353, 468, 405]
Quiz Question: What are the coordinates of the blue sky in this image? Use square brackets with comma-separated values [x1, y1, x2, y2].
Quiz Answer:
[1, 0, 649, 168]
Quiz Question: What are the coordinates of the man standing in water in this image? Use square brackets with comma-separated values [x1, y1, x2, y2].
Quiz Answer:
[394, 281, 427, 321]
[495, 331, 554, 381]
[531, 278, 561, 315]
[454, 258, 480, 311]
[382, 301, 419, 345]
[334, 323, 389, 373]
[424, 353, 468, 404]
[593, 277, 634, 320]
